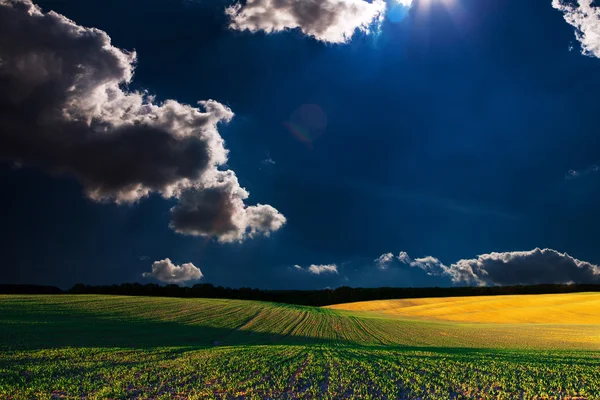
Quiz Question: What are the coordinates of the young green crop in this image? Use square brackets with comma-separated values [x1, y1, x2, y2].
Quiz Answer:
[2, 346, 599, 399]
[1, 294, 599, 399]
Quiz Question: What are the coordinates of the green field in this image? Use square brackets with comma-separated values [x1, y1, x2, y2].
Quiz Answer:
[1, 294, 600, 399]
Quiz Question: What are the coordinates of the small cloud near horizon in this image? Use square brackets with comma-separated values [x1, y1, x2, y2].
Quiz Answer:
[143, 258, 204, 284]
[294, 264, 339, 275]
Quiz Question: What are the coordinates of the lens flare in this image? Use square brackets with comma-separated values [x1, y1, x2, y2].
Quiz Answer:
[284, 104, 327, 148]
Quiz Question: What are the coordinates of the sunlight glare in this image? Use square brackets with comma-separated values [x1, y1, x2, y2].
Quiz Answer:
[395, 0, 457, 9]
[393, 0, 462, 25]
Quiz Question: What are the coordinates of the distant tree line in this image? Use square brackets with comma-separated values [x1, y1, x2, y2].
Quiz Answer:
[0, 284, 63, 295]
[3, 283, 600, 306]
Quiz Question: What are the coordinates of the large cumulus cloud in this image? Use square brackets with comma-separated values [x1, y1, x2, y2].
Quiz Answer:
[450, 248, 600, 286]
[169, 170, 286, 242]
[226, 0, 386, 44]
[0, 0, 285, 242]
[143, 258, 203, 284]
[380, 248, 600, 286]
[553, 0, 600, 58]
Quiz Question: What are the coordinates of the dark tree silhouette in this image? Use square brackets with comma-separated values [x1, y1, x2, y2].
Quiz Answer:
[3, 283, 597, 306]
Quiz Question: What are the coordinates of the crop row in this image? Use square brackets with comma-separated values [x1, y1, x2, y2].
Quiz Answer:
[2, 345, 599, 399]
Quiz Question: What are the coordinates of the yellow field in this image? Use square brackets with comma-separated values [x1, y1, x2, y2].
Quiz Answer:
[326, 292, 600, 324]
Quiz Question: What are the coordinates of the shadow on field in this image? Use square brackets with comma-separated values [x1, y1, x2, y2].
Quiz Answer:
[3, 297, 598, 354]
[6, 307, 593, 365]
[0, 306, 338, 351]
[3, 309, 598, 374]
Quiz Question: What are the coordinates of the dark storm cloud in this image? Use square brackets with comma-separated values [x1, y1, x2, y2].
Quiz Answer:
[553, 0, 600, 58]
[450, 248, 600, 286]
[169, 170, 286, 242]
[226, 0, 386, 43]
[143, 258, 203, 284]
[0, 0, 285, 242]
[378, 248, 600, 286]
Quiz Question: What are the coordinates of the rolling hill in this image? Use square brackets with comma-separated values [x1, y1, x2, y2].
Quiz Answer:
[326, 292, 600, 324]
[1, 294, 599, 398]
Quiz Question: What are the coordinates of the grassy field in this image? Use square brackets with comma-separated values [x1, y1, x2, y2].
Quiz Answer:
[1, 294, 599, 399]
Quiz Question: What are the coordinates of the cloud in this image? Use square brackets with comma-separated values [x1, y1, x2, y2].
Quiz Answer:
[388, 248, 600, 286]
[226, 0, 386, 44]
[449, 248, 600, 286]
[565, 164, 599, 180]
[169, 170, 286, 242]
[307, 264, 339, 274]
[397, 251, 411, 264]
[143, 258, 203, 284]
[0, 0, 285, 242]
[374, 252, 394, 269]
[292, 264, 338, 274]
[396, 251, 454, 278]
[293, 263, 338, 274]
[553, 0, 600, 58]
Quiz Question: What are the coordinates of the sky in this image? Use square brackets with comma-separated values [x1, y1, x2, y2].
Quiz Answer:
[2, 0, 600, 289]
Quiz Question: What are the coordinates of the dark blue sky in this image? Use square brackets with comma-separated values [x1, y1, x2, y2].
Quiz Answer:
[2, 0, 600, 289]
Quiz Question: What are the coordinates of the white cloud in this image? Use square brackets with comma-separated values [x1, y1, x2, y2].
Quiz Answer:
[553, 0, 600, 58]
[293, 263, 338, 274]
[226, 0, 386, 44]
[396, 251, 455, 278]
[449, 248, 600, 286]
[392, 248, 600, 286]
[143, 258, 203, 284]
[0, 0, 285, 243]
[374, 252, 395, 269]
[397, 251, 411, 264]
[308, 264, 339, 274]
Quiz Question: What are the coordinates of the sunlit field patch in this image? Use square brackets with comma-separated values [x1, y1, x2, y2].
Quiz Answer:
[1, 294, 599, 399]
[326, 292, 600, 324]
